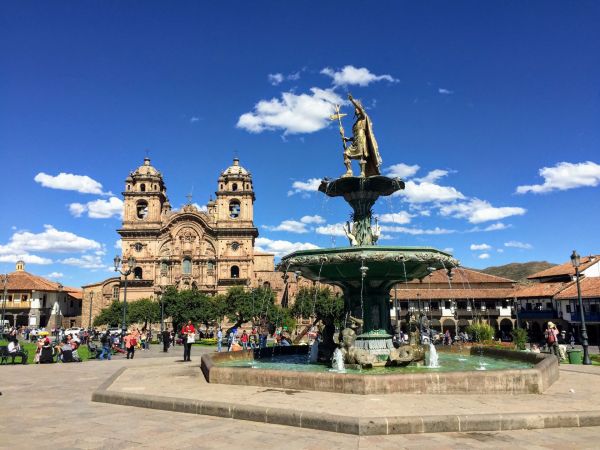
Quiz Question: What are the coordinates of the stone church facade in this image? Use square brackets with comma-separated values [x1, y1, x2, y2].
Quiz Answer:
[82, 157, 288, 327]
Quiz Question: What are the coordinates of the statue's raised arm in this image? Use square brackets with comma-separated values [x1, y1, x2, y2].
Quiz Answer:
[341, 94, 382, 178]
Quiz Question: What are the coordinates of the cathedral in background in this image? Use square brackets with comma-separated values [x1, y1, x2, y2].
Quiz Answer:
[82, 157, 288, 328]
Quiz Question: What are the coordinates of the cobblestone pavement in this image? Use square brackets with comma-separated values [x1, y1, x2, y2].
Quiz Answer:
[1, 347, 599, 449]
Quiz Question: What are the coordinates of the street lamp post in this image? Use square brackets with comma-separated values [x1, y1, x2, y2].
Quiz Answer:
[55, 283, 63, 343]
[1, 274, 8, 331]
[88, 291, 94, 330]
[570, 250, 592, 365]
[114, 255, 136, 346]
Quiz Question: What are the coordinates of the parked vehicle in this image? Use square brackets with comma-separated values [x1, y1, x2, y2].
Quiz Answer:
[65, 327, 83, 337]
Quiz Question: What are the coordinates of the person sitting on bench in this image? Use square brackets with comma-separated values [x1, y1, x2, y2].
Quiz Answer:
[7, 337, 27, 364]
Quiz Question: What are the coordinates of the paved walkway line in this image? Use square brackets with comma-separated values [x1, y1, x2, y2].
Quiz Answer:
[91, 368, 600, 436]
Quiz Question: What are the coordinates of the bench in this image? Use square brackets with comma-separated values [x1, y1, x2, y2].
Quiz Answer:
[0, 345, 28, 365]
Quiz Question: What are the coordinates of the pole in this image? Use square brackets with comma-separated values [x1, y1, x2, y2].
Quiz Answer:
[121, 273, 128, 346]
[1, 274, 8, 331]
[575, 266, 592, 365]
[160, 289, 164, 334]
[55, 292, 61, 343]
[88, 291, 94, 330]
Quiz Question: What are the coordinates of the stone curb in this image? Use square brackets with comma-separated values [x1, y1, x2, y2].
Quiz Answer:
[91, 369, 600, 436]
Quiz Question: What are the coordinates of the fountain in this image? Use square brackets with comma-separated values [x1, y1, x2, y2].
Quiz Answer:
[200, 94, 560, 395]
[276, 93, 458, 368]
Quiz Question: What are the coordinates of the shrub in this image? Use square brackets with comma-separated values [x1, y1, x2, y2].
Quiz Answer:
[466, 322, 495, 342]
[511, 327, 528, 350]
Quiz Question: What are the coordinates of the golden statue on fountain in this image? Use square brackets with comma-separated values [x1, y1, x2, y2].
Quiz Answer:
[330, 94, 382, 178]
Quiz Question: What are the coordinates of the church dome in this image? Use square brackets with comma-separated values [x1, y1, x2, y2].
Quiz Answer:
[222, 158, 249, 177]
[134, 157, 161, 177]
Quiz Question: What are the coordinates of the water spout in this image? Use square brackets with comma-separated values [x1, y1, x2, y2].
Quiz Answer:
[309, 340, 319, 363]
[331, 348, 345, 372]
[426, 343, 439, 368]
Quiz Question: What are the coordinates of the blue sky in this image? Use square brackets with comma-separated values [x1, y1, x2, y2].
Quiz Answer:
[1, 1, 600, 286]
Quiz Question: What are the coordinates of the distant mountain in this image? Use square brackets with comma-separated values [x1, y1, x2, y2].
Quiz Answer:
[480, 261, 557, 282]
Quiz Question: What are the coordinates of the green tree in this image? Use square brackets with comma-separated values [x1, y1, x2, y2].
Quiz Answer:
[93, 300, 125, 327]
[511, 327, 528, 350]
[291, 287, 344, 347]
[466, 321, 495, 342]
[224, 286, 275, 329]
[128, 298, 160, 329]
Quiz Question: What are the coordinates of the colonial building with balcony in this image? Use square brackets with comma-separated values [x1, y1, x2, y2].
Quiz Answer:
[513, 254, 600, 344]
[1, 261, 82, 328]
[391, 268, 516, 338]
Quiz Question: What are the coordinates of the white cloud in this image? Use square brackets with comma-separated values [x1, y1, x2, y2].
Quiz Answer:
[504, 241, 533, 250]
[114, 239, 122, 249]
[0, 254, 52, 265]
[46, 272, 64, 279]
[69, 197, 123, 219]
[443, 247, 454, 253]
[268, 73, 284, 85]
[439, 198, 526, 223]
[255, 237, 318, 258]
[438, 88, 454, 95]
[288, 178, 322, 196]
[467, 222, 510, 233]
[60, 254, 107, 270]
[380, 225, 455, 235]
[384, 163, 420, 179]
[237, 87, 342, 135]
[497, 249, 504, 253]
[315, 223, 347, 237]
[34, 172, 109, 195]
[190, 116, 200, 123]
[478, 253, 491, 260]
[376, 212, 413, 224]
[321, 65, 398, 87]
[516, 161, 600, 194]
[193, 203, 208, 212]
[300, 215, 325, 224]
[264, 220, 309, 234]
[0, 225, 101, 255]
[470, 243, 492, 251]
[415, 169, 449, 184]
[400, 180, 465, 204]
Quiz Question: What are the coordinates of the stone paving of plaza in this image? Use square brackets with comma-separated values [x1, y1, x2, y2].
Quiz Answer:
[1, 346, 600, 449]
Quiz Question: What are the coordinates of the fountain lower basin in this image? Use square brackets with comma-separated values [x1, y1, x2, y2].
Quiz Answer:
[201, 346, 559, 395]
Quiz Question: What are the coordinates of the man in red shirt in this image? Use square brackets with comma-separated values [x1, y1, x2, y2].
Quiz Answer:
[181, 320, 196, 362]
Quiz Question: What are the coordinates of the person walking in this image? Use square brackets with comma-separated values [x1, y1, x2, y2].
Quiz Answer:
[161, 329, 170, 353]
[217, 328, 223, 352]
[99, 332, 112, 360]
[545, 322, 560, 360]
[181, 320, 195, 362]
[124, 331, 136, 359]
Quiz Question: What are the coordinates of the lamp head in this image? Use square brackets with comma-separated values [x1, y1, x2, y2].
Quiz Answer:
[570, 250, 581, 268]
[113, 255, 121, 271]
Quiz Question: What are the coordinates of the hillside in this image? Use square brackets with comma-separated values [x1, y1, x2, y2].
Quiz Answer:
[481, 261, 557, 282]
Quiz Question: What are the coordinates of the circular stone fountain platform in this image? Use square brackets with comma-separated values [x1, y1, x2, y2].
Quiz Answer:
[200, 346, 559, 395]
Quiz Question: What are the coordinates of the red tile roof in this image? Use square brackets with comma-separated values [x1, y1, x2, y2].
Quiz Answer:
[555, 277, 600, 299]
[393, 288, 515, 300]
[406, 268, 515, 284]
[5, 271, 81, 296]
[528, 255, 599, 279]
[513, 282, 571, 298]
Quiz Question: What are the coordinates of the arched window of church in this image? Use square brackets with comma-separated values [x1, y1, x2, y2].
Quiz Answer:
[263, 281, 271, 289]
[220, 184, 224, 190]
[230, 265, 240, 278]
[133, 267, 143, 279]
[232, 183, 238, 191]
[160, 261, 168, 275]
[182, 258, 192, 275]
[136, 200, 148, 219]
[207, 260, 215, 273]
[140, 183, 146, 192]
[229, 200, 240, 219]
